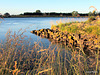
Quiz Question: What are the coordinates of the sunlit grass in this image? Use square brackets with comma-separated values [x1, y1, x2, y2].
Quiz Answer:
[0, 28, 99, 75]
[0, 10, 100, 74]
[51, 19, 100, 36]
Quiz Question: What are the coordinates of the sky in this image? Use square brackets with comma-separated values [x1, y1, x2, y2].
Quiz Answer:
[0, 0, 100, 15]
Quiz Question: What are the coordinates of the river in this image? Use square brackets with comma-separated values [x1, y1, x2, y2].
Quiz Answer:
[0, 17, 88, 48]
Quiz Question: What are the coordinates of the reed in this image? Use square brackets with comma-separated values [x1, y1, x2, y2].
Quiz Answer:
[0, 27, 100, 75]
[0, 10, 100, 74]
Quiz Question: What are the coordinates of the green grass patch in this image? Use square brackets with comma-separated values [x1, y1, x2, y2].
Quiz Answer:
[52, 18, 100, 36]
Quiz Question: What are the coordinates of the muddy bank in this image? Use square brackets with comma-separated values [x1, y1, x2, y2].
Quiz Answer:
[31, 29, 100, 55]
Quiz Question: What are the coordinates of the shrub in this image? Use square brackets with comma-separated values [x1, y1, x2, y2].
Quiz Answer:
[88, 16, 96, 22]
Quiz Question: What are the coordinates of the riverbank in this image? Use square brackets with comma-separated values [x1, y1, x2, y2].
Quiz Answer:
[31, 17, 100, 55]
[0, 17, 99, 75]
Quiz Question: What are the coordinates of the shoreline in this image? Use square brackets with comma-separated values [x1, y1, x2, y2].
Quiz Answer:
[31, 18, 100, 55]
[3, 16, 89, 18]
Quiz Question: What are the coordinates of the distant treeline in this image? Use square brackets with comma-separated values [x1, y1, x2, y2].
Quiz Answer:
[1, 10, 100, 18]
[23, 12, 88, 17]
[11, 12, 100, 17]
[21, 10, 99, 17]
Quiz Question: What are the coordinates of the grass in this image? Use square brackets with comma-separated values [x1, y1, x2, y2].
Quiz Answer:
[0, 17, 100, 75]
[0, 28, 99, 75]
[51, 18, 100, 35]
[51, 17, 100, 49]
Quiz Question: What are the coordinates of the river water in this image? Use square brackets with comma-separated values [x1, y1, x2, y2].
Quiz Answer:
[0, 17, 88, 48]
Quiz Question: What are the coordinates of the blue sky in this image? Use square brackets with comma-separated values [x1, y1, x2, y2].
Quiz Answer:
[0, 0, 100, 15]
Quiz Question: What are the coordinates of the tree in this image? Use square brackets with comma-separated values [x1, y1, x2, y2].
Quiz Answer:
[88, 12, 92, 16]
[88, 11, 97, 16]
[36, 10, 41, 13]
[72, 11, 78, 17]
[0, 13, 2, 17]
[92, 11, 96, 16]
[98, 12, 100, 16]
[4, 13, 10, 17]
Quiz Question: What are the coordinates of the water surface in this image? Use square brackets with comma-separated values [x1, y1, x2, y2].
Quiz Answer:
[0, 17, 88, 47]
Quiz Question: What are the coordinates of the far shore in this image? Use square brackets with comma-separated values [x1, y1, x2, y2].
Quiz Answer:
[3, 15, 89, 18]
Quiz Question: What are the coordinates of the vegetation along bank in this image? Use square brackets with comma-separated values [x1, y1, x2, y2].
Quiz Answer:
[31, 16, 100, 55]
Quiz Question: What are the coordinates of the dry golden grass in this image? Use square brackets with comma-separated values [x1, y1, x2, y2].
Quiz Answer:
[0, 11, 100, 75]
[0, 29, 99, 75]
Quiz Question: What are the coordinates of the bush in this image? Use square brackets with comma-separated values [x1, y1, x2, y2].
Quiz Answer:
[88, 16, 96, 22]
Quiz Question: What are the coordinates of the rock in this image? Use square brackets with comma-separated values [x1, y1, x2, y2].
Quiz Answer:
[62, 36, 66, 41]
[32, 30, 37, 34]
[84, 39, 88, 41]
[37, 31, 41, 36]
[31, 28, 100, 53]
[31, 30, 36, 34]
[46, 33, 50, 38]
[60, 37, 64, 42]
[40, 29, 44, 32]
[78, 34, 81, 39]
[64, 40, 68, 45]
[56, 37, 60, 42]
[31, 31, 33, 33]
